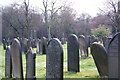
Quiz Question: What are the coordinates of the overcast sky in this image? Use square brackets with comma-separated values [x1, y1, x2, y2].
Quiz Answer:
[0, 0, 105, 17]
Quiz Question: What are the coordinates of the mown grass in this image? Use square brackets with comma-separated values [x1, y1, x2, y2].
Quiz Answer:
[0, 43, 100, 79]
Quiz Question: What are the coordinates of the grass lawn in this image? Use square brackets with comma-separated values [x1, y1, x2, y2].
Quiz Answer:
[0, 43, 100, 79]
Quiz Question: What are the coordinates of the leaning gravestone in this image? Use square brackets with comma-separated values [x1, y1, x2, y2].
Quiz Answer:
[26, 47, 36, 79]
[46, 38, 63, 79]
[67, 34, 79, 72]
[41, 37, 47, 54]
[5, 46, 12, 78]
[91, 43, 108, 77]
[108, 33, 120, 78]
[11, 38, 23, 79]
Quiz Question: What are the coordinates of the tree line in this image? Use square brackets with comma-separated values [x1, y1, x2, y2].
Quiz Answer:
[2, 0, 120, 40]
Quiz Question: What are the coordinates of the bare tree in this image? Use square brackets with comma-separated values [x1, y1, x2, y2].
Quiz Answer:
[102, 0, 120, 33]
[42, 0, 63, 40]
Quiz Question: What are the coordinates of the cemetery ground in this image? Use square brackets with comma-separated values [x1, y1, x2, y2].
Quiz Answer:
[0, 43, 100, 79]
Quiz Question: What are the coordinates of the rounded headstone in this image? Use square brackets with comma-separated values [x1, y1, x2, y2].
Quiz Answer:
[108, 33, 120, 78]
[26, 47, 36, 79]
[91, 43, 108, 77]
[46, 38, 63, 79]
[11, 38, 23, 78]
[67, 34, 80, 72]
[5, 46, 12, 78]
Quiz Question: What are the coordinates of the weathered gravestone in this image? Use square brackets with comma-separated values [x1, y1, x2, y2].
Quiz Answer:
[102, 37, 112, 50]
[78, 35, 89, 58]
[38, 40, 42, 54]
[108, 33, 120, 78]
[102, 37, 109, 49]
[90, 35, 98, 44]
[41, 37, 47, 54]
[5, 46, 12, 78]
[46, 38, 63, 79]
[11, 38, 23, 79]
[36, 39, 41, 54]
[67, 34, 80, 72]
[91, 43, 108, 77]
[2, 39, 7, 50]
[26, 47, 36, 79]
[21, 38, 28, 54]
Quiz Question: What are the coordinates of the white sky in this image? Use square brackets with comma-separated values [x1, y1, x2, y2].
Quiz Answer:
[0, 0, 105, 17]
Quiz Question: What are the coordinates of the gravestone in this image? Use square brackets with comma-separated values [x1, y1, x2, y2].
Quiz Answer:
[78, 35, 89, 58]
[38, 39, 42, 54]
[46, 38, 63, 79]
[41, 37, 47, 54]
[90, 35, 98, 44]
[21, 38, 28, 53]
[26, 47, 36, 79]
[0, 11, 2, 45]
[5, 46, 12, 78]
[86, 36, 91, 47]
[102, 37, 108, 49]
[2, 39, 7, 50]
[91, 43, 108, 77]
[61, 37, 66, 45]
[67, 34, 79, 72]
[11, 38, 23, 79]
[108, 33, 120, 78]
[36, 39, 41, 54]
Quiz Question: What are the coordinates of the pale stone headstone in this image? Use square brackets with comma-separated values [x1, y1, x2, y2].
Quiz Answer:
[78, 35, 89, 58]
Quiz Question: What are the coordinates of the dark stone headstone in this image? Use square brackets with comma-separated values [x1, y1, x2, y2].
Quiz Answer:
[46, 38, 63, 79]
[2, 39, 7, 50]
[78, 35, 89, 58]
[91, 43, 108, 77]
[38, 39, 42, 54]
[67, 34, 79, 72]
[5, 46, 12, 78]
[31, 39, 37, 48]
[11, 38, 23, 79]
[108, 33, 120, 78]
[21, 38, 28, 53]
[41, 37, 47, 54]
[26, 47, 36, 79]
[90, 35, 98, 44]
[61, 37, 66, 45]
[102, 37, 109, 49]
